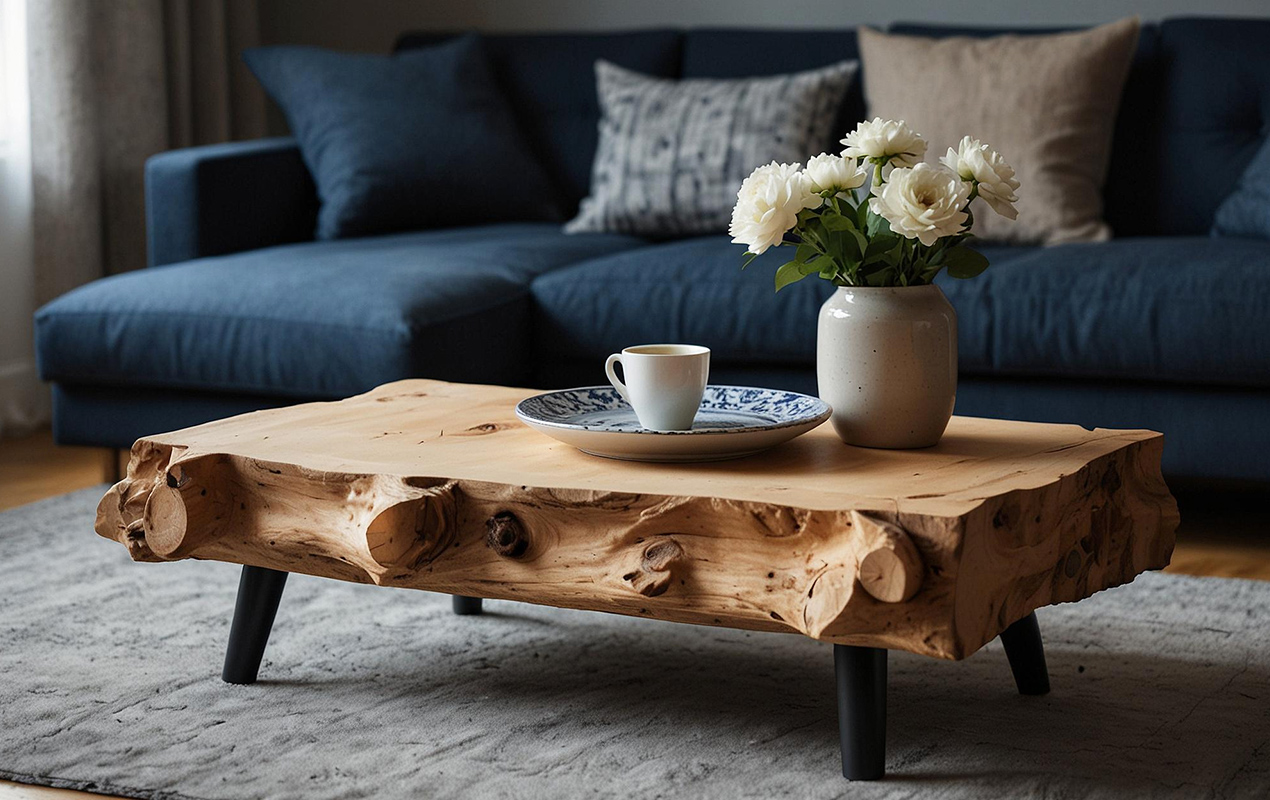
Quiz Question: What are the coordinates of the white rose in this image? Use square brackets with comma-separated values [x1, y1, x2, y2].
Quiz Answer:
[868, 163, 971, 246]
[804, 153, 867, 196]
[729, 162, 820, 255]
[840, 118, 927, 169]
[939, 136, 1020, 220]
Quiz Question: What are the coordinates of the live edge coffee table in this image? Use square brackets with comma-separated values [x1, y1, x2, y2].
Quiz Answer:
[96, 379, 1179, 781]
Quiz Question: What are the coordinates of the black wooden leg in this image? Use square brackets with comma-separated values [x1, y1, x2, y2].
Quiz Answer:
[452, 595, 483, 615]
[999, 611, 1050, 695]
[835, 644, 887, 780]
[222, 566, 288, 685]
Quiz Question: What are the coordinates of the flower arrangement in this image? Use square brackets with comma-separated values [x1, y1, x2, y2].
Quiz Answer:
[729, 118, 1019, 290]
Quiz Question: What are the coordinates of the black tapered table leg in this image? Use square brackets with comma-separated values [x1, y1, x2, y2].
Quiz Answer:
[835, 644, 887, 781]
[999, 611, 1050, 695]
[452, 595, 483, 615]
[222, 566, 288, 685]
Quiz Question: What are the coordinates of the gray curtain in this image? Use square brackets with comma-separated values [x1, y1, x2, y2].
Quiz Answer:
[27, 0, 267, 307]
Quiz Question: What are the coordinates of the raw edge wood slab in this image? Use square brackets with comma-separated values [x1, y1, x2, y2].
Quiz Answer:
[96, 379, 1178, 660]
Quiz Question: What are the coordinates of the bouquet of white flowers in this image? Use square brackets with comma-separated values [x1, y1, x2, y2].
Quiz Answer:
[729, 118, 1019, 290]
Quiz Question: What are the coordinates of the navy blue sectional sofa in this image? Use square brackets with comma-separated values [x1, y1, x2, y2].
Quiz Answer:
[34, 19, 1270, 481]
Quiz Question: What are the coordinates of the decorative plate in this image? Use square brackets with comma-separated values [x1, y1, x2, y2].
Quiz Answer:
[515, 386, 832, 462]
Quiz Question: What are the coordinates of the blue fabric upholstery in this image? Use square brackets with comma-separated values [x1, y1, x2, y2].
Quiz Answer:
[533, 236, 1270, 387]
[395, 31, 683, 214]
[680, 29, 863, 157]
[243, 37, 560, 239]
[886, 22, 1164, 239]
[935, 237, 1270, 386]
[1213, 134, 1270, 239]
[51, 384, 297, 449]
[37, 224, 641, 398]
[1156, 18, 1270, 235]
[146, 138, 317, 267]
[531, 237, 1032, 369]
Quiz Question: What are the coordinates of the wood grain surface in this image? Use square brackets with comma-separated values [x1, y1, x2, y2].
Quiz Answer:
[95, 379, 1179, 660]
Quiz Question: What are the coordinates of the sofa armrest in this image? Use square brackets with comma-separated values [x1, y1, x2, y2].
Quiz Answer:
[145, 137, 319, 267]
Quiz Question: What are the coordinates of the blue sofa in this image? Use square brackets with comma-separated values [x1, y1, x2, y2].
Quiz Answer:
[34, 19, 1270, 481]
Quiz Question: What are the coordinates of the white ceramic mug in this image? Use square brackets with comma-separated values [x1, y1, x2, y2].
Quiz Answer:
[605, 344, 710, 431]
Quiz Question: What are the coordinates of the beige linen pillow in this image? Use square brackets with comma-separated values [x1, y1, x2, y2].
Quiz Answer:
[858, 19, 1139, 244]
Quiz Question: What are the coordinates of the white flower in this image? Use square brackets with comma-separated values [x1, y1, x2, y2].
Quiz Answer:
[940, 136, 1020, 220]
[729, 162, 820, 255]
[804, 153, 867, 196]
[869, 163, 971, 246]
[840, 118, 927, 168]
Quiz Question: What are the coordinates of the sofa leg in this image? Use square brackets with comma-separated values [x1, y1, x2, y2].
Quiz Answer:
[452, 595, 483, 615]
[222, 566, 288, 684]
[999, 611, 1050, 695]
[835, 644, 887, 780]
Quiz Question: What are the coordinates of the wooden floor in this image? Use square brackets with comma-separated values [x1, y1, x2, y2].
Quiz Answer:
[1, 429, 1267, 798]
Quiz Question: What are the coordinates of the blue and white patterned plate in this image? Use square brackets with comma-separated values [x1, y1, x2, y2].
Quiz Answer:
[515, 386, 832, 462]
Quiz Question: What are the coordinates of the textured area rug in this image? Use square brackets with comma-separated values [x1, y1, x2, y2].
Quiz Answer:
[1, 488, 1268, 800]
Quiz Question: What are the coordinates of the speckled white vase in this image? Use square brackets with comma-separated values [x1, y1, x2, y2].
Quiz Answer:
[816, 284, 957, 449]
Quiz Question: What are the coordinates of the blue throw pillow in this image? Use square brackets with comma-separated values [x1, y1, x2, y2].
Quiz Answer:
[1212, 137, 1270, 239]
[243, 36, 561, 239]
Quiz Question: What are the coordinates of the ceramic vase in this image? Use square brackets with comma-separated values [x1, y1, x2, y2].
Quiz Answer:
[816, 284, 957, 449]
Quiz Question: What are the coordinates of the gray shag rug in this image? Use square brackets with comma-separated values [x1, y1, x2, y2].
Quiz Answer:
[2, 488, 1269, 800]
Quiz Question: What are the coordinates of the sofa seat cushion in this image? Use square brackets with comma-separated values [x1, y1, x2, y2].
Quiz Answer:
[532, 236, 1270, 388]
[936, 236, 1270, 386]
[530, 236, 1033, 371]
[36, 224, 642, 399]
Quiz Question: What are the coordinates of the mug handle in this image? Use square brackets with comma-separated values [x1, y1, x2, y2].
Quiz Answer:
[604, 353, 631, 403]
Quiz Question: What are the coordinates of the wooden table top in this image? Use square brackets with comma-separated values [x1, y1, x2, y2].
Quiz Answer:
[144, 379, 1163, 516]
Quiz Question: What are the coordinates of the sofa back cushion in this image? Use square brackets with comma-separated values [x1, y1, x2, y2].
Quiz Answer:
[397, 31, 682, 216]
[565, 59, 856, 238]
[1155, 18, 1270, 236]
[244, 36, 561, 239]
[887, 22, 1162, 239]
[680, 29, 865, 157]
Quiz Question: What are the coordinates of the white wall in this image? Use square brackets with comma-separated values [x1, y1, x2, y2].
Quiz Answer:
[0, 0, 44, 439]
[259, 0, 1270, 51]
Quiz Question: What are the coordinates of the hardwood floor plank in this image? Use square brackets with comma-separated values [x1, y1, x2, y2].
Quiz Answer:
[0, 430, 109, 512]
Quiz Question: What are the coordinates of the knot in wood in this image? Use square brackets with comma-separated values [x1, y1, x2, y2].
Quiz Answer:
[624, 537, 685, 598]
[642, 538, 684, 573]
[486, 512, 528, 558]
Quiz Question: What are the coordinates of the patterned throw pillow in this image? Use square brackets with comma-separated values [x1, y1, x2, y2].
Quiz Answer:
[566, 60, 857, 238]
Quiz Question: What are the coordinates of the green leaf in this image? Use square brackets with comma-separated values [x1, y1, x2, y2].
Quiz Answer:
[863, 234, 899, 260]
[775, 261, 811, 292]
[847, 227, 869, 259]
[943, 246, 991, 280]
[865, 266, 895, 286]
[740, 251, 761, 270]
[805, 254, 837, 275]
[822, 213, 855, 232]
[866, 210, 893, 237]
[794, 243, 816, 264]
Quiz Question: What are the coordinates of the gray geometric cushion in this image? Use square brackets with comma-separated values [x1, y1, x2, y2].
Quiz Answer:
[565, 59, 857, 238]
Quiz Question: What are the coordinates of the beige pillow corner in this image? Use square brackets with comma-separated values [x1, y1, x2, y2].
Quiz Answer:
[858, 18, 1140, 245]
